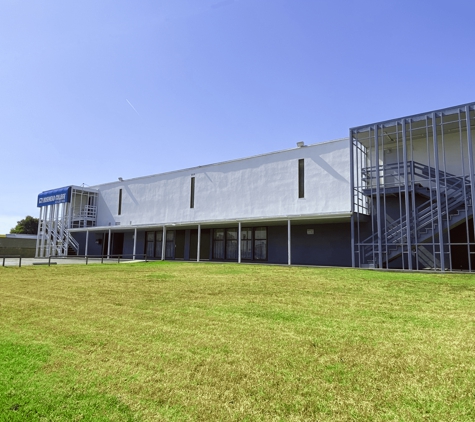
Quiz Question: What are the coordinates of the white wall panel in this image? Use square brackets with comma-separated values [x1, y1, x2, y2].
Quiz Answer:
[93, 139, 351, 227]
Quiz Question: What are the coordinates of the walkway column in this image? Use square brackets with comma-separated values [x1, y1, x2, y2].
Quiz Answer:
[133, 228, 137, 260]
[48, 204, 55, 256]
[53, 204, 60, 256]
[107, 228, 111, 259]
[161, 226, 166, 260]
[40, 205, 48, 257]
[197, 224, 201, 262]
[287, 219, 291, 266]
[36, 207, 43, 258]
[238, 222, 242, 263]
[85, 230, 89, 256]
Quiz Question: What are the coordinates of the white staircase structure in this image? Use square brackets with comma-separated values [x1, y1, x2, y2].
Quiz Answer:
[36, 186, 98, 257]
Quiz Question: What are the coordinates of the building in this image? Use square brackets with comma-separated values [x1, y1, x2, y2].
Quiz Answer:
[0, 234, 37, 258]
[36, 101, 475, 271]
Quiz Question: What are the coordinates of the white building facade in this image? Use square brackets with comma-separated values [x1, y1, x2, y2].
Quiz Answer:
[37, 138, 354, 267]
[36, 101, 475, 271]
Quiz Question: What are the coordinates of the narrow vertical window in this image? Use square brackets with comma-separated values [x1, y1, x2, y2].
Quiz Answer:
[213, 229, 225, 259]
[298, 159, 304, 198]
[118, 189, 122, 215]
[241, 228, 252, 260]
[225, 228, 238, 260]
[145, 231, 154, 258]
[165, 231, 175, 259]
[190, 176, 195, 208]
[154, 231, 163, 259]
[254, 227, 267, 260]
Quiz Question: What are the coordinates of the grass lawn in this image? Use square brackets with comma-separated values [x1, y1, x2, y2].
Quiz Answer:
[1, 262, 475, 421]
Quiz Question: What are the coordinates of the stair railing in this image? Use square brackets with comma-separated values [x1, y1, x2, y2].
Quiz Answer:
[359, 161, 472, 265]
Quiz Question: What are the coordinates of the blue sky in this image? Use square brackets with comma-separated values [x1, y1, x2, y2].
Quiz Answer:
[1, 0, 475, 233]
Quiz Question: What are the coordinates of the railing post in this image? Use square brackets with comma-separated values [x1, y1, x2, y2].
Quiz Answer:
[19, 257, 21, 268]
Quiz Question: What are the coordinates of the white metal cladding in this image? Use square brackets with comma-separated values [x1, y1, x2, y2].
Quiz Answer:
[93, 138, 351, 227]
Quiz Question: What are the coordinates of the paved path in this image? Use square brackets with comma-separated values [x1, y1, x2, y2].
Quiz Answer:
[1, 257, 145, 267]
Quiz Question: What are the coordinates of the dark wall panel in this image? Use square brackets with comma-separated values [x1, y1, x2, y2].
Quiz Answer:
[268, 226, 288, 264]
[122, 232, 135, 258]
[291, 223, 352, 267]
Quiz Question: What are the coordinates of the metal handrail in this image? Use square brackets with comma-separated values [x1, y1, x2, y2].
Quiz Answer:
[1, 255, 22, 267]
[360, 161, 472, 263]
[34, 254, 149, 266]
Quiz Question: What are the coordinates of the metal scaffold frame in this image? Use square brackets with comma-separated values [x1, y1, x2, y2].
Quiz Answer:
[36, 187, 98, 257]
[350, 103, 475, 271]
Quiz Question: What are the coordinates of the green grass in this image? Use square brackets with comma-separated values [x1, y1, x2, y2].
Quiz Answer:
[1, 262, 475, 421]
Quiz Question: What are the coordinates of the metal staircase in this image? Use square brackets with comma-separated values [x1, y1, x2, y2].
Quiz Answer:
[360, 161, 472, 268]
[42, 220, 79, 256]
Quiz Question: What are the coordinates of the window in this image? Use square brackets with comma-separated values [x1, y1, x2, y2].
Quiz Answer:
[226, 229, 238, 260]
[254, 227, 267, 260]
[165, 231, 175, 259]
[213, 229, 225, 259]
[154, 231, 163, 259]
[118, 189, 123, 215]
[212, 227, 267, 261]
[298, 159, 304, 198]
[190, 176, 195, 208]
[241, 228, 253, 260]
[145, 231, 154, 258]
[145, 231, 164, 259]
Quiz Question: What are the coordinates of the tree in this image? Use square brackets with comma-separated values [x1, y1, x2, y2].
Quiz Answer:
[10, 216, 39, 235]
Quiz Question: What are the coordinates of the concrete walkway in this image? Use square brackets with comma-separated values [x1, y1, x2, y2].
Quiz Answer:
[1, 257, 145, 267]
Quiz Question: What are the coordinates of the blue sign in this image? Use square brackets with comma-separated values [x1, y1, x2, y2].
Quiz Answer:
[37, 186, 72, 207]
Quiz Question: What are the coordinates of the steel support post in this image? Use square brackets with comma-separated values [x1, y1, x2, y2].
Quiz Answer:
[85, 230, 89, 257]
[161, 226, 166, 260]
[53, 204, 60, 256]
[402, 119, 413, 270]
[133, 228, 137, 260]
[349, 132, 355, 268]
[40, 206, 47, 257]
[458, 110, 471, 272]
[60, 203, 67, 256]
[197, 224, 201, 262]
[68, 194, 73, 228]
[48, 204, 55, 256]
[287, 219, 291, 265]
[409, 124, 419, 269]
[433, 113, 445, 271]
[36, 207, 43, 258]
[238, 222, 241, 263]
[465, 106, 475, 253]
[374, 125, 383, 269]
[107, 228, 111, 259]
